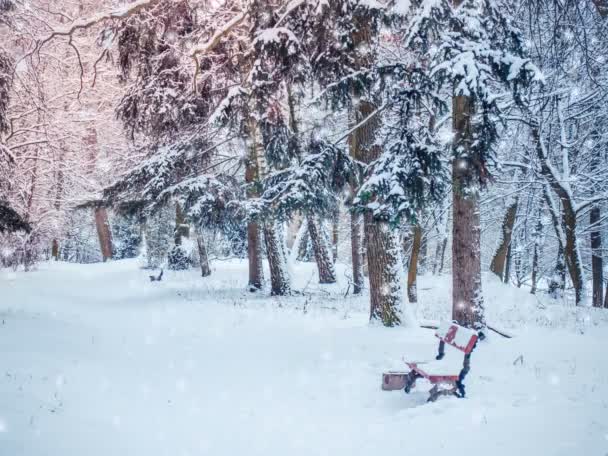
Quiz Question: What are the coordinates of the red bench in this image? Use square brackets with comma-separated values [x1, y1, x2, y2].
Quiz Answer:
[382, 322, 480, 402]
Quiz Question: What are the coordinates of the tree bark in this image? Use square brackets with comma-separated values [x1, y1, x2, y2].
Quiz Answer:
[263, 222, 291, 296]
[490, 200, 518, 281]
[591, 205, 603, 307]
[451, 95, 485, 330]
[352, 92, 404, 325]
[407, 225, 423, 303]
[332, 208, 339, 263]
[94, 206, 113, 262]
[51, 239, 59, 261]
[354, 94, 404, 324]
[174, 203, 190, 246]
[366, 214, 403, 326]
[506, 243, 515, 285]
[351, 212, 364, 294]
[530, 209, 543, 295]
[197, 232, 211, 277]
[307, 215, 337, 284]
[245, 124, 264, 291]
[548, 245, 567, 299]
[247, 222, 264, 290]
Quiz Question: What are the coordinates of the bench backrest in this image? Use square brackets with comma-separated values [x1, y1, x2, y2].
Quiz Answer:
[435, 321, 478, 354]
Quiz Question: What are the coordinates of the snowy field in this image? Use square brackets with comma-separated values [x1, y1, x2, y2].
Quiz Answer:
[1, 259, 608, 456]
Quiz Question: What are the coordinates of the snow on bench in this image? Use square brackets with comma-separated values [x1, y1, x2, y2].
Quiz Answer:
[382, 322, 480, 402]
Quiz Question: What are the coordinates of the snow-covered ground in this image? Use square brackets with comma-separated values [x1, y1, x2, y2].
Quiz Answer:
[1, 259, 607, 456]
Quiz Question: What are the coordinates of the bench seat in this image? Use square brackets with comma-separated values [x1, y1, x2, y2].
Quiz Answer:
[405, 361, 460, 383]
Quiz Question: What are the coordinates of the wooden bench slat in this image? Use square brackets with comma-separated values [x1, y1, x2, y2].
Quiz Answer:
[435, 321, 478, 353]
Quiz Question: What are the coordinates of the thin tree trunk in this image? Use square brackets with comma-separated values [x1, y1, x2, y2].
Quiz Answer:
[263, 222, 291, 296]
[490, 200, 518, 281]
[548, 245, 567, 299]
[505, 243, 514, 285]
[247, 222, 264, 291]
[407, 225, 423, 303]
[591, 205, 603, 307]
[94, 206, 113, 262]
[451, 94, 485, 330]
[351, 212, 364, 294]
[307, 215, 337, 284]
[530, 242, 539, 294]
[436, 209, 450, 275]
[174, 203, 189, 246]
[402, 229, 412, 267]
[197, 232, 211, 277]
[245, 124, 264, 291]
[419, 234, 428, 274]
[533, 128, 584, 305]
[332, 208, 339, 263]
[51, 239, 59, 261]
[530, 211, 543, 295]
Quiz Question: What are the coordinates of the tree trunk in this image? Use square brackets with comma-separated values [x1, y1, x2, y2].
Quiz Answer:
[419, 234, 428, 274]
[307, 215, 337, 284]
[402, 229, 412, 267]
[451, 95, 485, 330]
[247, 222, 264, 291]
[490, 200, 518, 281]
[94, 207, 113, 262]
[263, 222, 291, 296]
[530, 207, 543, 295]
[366, 214, 403, 326]
[197, 232, 211, 277]
[407, 225, 423, 303]
[332, 208, 339, 263]
[533, 128, 585, 305]
[245, 127, 264, 291]
[548, 245, 567, 299]
[174, 203, 190, 246]
[352, 93, 404, 325]
[351, 212, 364, 294]
[51, 239, 59, 261]
[504, 244, 512, 285]
[591, 205, 603, 307]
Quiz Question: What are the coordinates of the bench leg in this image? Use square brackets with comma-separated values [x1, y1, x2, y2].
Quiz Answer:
[404, 371, 419, 394]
